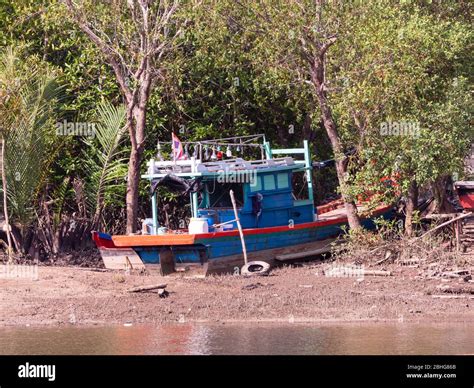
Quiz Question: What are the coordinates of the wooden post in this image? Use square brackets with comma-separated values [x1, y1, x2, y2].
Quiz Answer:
[230, 189, 248, 265]
[1, 138, 13, 261]
[263, 140, 272, 160]
[150, 159, 159, 235]
[151, 192, 158, 235]
[455, 219, 461, 252]
[192, 191, 199, 218]
[303, 140, 314, 204]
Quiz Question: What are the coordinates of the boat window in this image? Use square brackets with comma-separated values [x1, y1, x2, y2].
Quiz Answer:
[208, 183, 244, 207]
[250, 176, 262, 192]
[263, 174, 276, 190]
[277, 173, 289, 189]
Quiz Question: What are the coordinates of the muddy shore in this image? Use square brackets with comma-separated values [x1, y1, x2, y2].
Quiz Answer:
[0, 261, 472, 327]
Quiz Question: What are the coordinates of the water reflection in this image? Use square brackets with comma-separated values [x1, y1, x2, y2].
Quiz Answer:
[0, 323, 472, 355]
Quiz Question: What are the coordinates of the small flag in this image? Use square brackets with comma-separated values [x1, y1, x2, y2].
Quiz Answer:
[172, 132, 184, 161]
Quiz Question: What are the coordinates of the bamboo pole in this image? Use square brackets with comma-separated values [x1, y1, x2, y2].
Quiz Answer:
[229, 189, 248, 265]
[1, 138, 13, 262]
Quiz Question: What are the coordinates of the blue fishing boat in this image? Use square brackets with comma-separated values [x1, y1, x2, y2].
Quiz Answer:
[93, 135, 393, 275]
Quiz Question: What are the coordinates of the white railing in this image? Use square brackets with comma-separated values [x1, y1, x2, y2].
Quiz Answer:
[146, 156, 295, 175]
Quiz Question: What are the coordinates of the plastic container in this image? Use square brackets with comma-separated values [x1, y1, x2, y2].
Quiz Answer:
[188, 217, 209, 234]
[141, 218, 154, 235]
[158, 227, 168, 235]
[202, 217, 215, 232]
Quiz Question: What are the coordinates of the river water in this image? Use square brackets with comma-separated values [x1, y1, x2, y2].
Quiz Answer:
[0, 323, 472, 355]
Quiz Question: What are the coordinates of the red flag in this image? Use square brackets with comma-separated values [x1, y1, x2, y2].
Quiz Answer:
[172, 132, 184, 161]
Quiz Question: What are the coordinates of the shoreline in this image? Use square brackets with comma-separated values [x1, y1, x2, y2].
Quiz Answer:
[1, 262, 472, 327]
[1, 317, 473, 328]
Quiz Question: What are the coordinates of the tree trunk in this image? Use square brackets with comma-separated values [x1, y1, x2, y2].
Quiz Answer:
[125, 98, 147, 235]
[1, 138, 13, 260]
[334, 154, 361, 230]
[311, 62, 362, 230]
[432, 175, 455, 213]
[405, 180, 418, 237]
[126, 145, 141, 234]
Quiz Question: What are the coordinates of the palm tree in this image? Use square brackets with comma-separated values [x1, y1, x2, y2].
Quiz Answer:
[83, 101, 127, 231]
[0, 47, 61, 254]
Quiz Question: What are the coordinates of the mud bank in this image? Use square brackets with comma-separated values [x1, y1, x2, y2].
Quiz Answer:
[0, 263, 472, 326]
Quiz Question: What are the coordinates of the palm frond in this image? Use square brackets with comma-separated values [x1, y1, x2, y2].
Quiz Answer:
[0, 47, 61, 226]
[82, 101, 127, 229]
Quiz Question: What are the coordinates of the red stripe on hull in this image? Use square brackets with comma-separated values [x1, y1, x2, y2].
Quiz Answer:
[194, 204, 392, 240]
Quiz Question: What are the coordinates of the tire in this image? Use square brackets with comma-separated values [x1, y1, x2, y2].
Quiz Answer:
[241, 261, 271, 276]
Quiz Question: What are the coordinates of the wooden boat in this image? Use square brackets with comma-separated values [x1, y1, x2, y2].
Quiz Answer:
[454, 181, 474, 211]
[93, 135, 393, 275]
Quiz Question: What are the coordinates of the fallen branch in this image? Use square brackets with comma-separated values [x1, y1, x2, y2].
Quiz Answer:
[75, 267, 109, 272]
[441, 270, 470, 279]
[374, 250, 394, 266]
[128, 283, 167, 293]
[363, 270, 392, 277]
[436, 284, 474, 294]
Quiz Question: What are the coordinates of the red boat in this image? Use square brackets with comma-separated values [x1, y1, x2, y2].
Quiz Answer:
[454, 181, 474, 210]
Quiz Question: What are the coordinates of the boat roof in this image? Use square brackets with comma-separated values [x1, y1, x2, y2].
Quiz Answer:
[454, 181, 474, 189]
[142, 156, 306, 180]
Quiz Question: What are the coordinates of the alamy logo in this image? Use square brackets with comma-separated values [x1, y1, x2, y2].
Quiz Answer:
[380, 121, 420, 137]
[0, 263, 38, 280]
[324, 264, 365, 278]
[217, 171, 258, 186]
[56, 120, 96, 138]
[18, 362, 56, 382]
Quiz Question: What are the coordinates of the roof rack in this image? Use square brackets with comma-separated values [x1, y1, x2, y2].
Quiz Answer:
[146, 156, 296, 176]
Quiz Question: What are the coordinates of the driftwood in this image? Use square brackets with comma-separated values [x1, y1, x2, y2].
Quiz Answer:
[76, 267, 109, 272]
[437, 286, 474, 295]
[127, 283, 167, 293]
[363, 270, 392, 276]
[374, 250, 394, 266]
[441, 270, 470, 279]
[399, 259, 421, 266]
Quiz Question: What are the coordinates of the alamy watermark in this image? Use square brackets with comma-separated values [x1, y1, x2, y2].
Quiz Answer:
[0, 263, 38, 280]
[324, 263, 365, 278]
[217, 170, 258, 187]
[380, 120, 420, 138]
[56, 120, 96, 138]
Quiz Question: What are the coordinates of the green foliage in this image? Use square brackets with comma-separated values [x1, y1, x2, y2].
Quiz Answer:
[82, 101, 127, 230]
[0, 46, 61, 227]
[0, 0, 472, 248]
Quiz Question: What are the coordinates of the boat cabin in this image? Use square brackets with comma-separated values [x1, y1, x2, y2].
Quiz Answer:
[142, 136, 315, 235]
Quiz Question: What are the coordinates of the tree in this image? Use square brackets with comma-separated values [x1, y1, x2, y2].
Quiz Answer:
[63, 0, 183, 233]
[0, 46, 61, 253]
[241, 0, 363, 229]
[330, 1, 473, 235]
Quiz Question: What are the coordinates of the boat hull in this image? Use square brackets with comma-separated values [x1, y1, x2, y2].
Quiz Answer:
[454, 181, 474, 210]
[92, 205, 393, 275]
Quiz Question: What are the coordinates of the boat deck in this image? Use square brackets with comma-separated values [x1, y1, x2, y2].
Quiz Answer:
[318, 204, 373, 221]
[318, 206, 347, 221]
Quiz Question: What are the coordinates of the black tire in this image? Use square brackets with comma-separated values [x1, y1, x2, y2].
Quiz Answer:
[241, 261, 271, 276]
